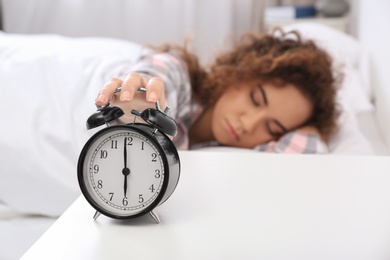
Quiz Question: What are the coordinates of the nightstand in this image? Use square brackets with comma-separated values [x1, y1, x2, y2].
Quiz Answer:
[21, 151, 390, 260]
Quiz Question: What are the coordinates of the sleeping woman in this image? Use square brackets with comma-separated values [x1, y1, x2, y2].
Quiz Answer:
[95, 28, 341, 154]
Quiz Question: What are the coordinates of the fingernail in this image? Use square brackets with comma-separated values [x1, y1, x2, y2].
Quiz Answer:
[120, 91, 131, 101]
[96, 94, 108, 105]
[148, 92, 157, 102]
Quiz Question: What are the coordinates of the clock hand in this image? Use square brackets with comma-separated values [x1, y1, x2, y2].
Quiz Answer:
[124, 173, 128, 198]
[124, 137, 127, 169]
[122, 137, 130, 198]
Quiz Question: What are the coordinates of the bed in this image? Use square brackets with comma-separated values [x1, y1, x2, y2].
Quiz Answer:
[1, 16, 389, 260]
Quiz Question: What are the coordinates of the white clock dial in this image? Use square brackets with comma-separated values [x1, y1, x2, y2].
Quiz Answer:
[80, 127, 167, 218]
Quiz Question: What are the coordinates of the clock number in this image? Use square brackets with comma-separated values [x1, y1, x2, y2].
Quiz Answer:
[155, 169, 161, 178]
[127, 137, 133, 146]
[141, 141, 145, 150]
[109, 192, 114, 201]
[93, 165, 99, 174]
[111, 140, 118, 149]
[151, 153, 157, 162]
[100, 150, 108, 159]
[138, 194, 144, 203]
[97, 180, 103, 189]
[122, 197, 128, 206]
[149, 184, 155, 193]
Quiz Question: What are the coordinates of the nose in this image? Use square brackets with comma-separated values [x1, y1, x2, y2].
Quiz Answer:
[239, 109, 264, 133]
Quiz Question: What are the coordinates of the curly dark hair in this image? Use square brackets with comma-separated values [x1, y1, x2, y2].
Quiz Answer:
[153, 28, 341, 140]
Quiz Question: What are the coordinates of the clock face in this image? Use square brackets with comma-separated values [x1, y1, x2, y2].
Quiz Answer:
[78, 125, 168, 218]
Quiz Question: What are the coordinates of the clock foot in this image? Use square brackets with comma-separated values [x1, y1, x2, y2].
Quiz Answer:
[149, 210, 160, 224]
[93, 211, 101, 220]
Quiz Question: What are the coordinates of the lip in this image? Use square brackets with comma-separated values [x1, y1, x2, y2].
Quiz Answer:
[225, 120, 239, 141]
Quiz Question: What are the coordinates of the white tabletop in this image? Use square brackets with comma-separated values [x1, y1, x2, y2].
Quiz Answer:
[22, 151, 390, 260]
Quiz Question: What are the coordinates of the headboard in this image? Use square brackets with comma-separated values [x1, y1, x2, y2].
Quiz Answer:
[355, 0, 390, 148]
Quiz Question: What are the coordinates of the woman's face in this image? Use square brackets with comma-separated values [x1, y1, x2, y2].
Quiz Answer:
[211, 80, 313, 148]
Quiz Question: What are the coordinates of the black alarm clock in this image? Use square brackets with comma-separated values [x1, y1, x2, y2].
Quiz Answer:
[77, 88, 180, 223]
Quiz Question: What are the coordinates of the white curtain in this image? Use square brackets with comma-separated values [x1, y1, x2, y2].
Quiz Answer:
[2, 0, 264, 64]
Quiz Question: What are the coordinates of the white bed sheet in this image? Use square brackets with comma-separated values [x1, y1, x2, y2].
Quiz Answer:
[0, 26, 387, 259]
[0, 202, 56, 260]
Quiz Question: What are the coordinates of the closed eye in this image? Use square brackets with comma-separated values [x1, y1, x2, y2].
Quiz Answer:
[250, 90, 260, 107]
[258, 84, 268, 106]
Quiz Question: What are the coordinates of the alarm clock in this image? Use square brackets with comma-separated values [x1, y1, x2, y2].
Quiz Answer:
[77, 89, 180, 223]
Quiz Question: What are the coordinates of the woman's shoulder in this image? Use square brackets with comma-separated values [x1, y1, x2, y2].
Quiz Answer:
[137, 50, 187, 66]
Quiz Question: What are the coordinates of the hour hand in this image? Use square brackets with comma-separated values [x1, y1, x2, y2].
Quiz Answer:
[123, 170, 129, 198]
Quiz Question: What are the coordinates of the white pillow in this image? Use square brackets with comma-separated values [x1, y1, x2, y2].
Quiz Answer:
[327, 104, 375, 155]
[282, 23, 360, 67]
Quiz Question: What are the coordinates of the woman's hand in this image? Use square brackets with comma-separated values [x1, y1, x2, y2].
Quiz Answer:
[95, 72, 166, 123]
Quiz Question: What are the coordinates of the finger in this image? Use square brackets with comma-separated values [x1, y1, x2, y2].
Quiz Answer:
[96, 78, 123, 106]
[120, 72, 147, 102]
[145, 77, 166, 108]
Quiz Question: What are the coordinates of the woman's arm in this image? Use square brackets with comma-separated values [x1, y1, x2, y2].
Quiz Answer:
[96, 52, 195, 149]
